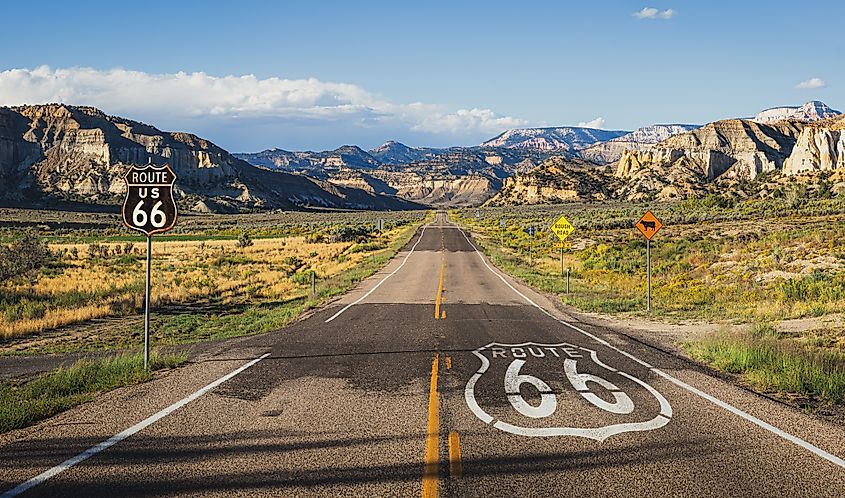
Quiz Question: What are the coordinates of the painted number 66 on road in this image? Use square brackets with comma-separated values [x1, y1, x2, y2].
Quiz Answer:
[466, 342, 673, 442]
[505, 358, 635, 419]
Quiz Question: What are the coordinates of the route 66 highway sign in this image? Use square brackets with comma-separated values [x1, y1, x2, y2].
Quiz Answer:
[122, 163, 178, 236]
[464, 342, 672, 441]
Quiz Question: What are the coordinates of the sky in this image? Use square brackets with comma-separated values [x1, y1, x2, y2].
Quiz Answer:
[0, 0, 842, 152]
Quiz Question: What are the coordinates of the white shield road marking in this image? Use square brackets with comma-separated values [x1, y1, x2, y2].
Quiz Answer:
[465, 342, 672, 442]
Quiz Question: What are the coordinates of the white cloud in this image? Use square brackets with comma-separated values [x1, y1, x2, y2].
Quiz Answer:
[795, 77, 827, 90]
[0, 66, 526, 141]
[633, 7, 675, 20]
[577, 117, 606, 129]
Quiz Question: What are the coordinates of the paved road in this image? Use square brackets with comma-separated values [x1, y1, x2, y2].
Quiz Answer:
[3, 212, 845, 497]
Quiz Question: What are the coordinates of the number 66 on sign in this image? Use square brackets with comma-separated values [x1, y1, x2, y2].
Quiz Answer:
[122, 163, 178, 235]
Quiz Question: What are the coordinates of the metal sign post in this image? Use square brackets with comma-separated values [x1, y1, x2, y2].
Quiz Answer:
[500, 219, 505, 247]
[634, 210, 662, 313]
[122, 162, 178, 369]
[646, 239, 651, 312]
[523, 225, 535, 265]
[144, 236, 152, 367]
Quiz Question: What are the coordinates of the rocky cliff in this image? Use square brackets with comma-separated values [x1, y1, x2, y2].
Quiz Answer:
[0, 105, 420, 211]
[615, 119, 804, 182]
[484, 158, 612, 206]
[783, 119, 845, 174]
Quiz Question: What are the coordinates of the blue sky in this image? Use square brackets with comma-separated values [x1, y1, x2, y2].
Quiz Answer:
[0, 0, 841, 151]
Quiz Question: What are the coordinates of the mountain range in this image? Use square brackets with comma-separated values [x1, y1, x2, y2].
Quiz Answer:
[1, 101, 841, 211]
[0, 105, 421, 212]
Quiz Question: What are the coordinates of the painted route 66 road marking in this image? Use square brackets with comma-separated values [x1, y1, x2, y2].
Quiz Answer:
[464, 342, 672, 442]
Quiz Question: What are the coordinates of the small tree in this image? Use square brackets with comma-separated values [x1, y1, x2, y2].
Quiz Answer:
[0, 230, 51, 280]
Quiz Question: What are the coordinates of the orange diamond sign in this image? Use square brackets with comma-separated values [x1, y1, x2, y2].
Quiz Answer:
[635, 210, 662, 240]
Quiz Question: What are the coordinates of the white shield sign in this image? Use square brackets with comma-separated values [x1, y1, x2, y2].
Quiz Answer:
[464, 342, 672, 442]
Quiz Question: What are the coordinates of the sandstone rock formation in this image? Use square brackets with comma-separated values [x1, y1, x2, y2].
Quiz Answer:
[484, 158, 612, 206]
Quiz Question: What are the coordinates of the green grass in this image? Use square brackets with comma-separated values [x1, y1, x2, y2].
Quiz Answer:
[684, 328, 845, 404]
[0, 351, 187, 433]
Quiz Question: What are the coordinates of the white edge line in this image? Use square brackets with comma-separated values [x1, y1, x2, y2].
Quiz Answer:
[454, 223, 845, 470]
[1, 352, 272, 498]
[325, 225, 428, 322]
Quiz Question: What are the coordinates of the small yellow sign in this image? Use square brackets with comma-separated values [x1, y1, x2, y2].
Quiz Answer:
[550, 215, 574, 242]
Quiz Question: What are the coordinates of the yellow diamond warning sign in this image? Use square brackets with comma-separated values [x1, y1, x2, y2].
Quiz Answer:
[551, 215, 574, 242]
[635, 210, 663, 240]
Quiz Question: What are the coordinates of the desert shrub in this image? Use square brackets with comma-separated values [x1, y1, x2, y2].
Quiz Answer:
[0, 231, 51, 280]
[331, 225, 372, 242]
[305, 232, 325, 243]
[237, 232, 254, 248]
[291, 269, 316, 285]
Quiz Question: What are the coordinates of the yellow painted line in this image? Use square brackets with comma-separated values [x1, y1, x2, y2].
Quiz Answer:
[434, 257, 445, 319]
[422, 354, 440, 498]
[445, 356, 452, 370]
[448, 431, 462, 479]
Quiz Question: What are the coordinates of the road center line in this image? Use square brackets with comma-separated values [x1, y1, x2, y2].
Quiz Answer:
[454, 224, 845, 470]
[325, 225, 428, 323]
[448, 431, 462, 479]
[1, 353, 272, 498]
[435, 256, 445, 319]
[422, 354, 440, 498]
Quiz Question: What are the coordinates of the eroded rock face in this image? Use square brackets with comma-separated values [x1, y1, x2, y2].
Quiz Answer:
[484, 158, 612, 206]
[614, 119, 804, 184]
[783, 127, 845, 174]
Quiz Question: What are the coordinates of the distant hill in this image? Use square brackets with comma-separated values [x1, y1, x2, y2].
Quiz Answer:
[480, 127, 629, 151]
[368, 141, 435, 164]
[0, 105, 421, 212]
[753, 101, 841, 124]
[578, 124, 701, 164]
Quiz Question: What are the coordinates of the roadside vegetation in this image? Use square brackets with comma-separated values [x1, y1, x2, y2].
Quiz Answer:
[452, 194, 845, 409]
[0, 209, 430, 355]
[0, 351, 187, 433]
[685, 323, 845, 407]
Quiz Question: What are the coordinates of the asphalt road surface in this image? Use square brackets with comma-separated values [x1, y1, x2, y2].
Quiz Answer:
[3, 212, 845, 497]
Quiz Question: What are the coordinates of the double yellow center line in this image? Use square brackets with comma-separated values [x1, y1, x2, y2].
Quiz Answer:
[422, 354, 462, 497]
[424, 223, 461, 497]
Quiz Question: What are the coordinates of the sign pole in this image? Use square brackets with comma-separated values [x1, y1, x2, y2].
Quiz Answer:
[566, 267, 571, 294]
[144, 235, 152, 370]
[529, 237, 533, 266]
[646, 238, 651, 313]
[560, 246, 564, 277]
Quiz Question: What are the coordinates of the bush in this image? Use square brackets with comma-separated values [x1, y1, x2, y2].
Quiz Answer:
[291, 269, 316, 285]
[305, 232, 325, 243]
[237, 232, 254, 248]
[0, 231, 51, 280]
[331, 225, 372, 242]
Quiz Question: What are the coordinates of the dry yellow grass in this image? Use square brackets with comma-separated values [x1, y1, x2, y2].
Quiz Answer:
[0, 230, 404, 340]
